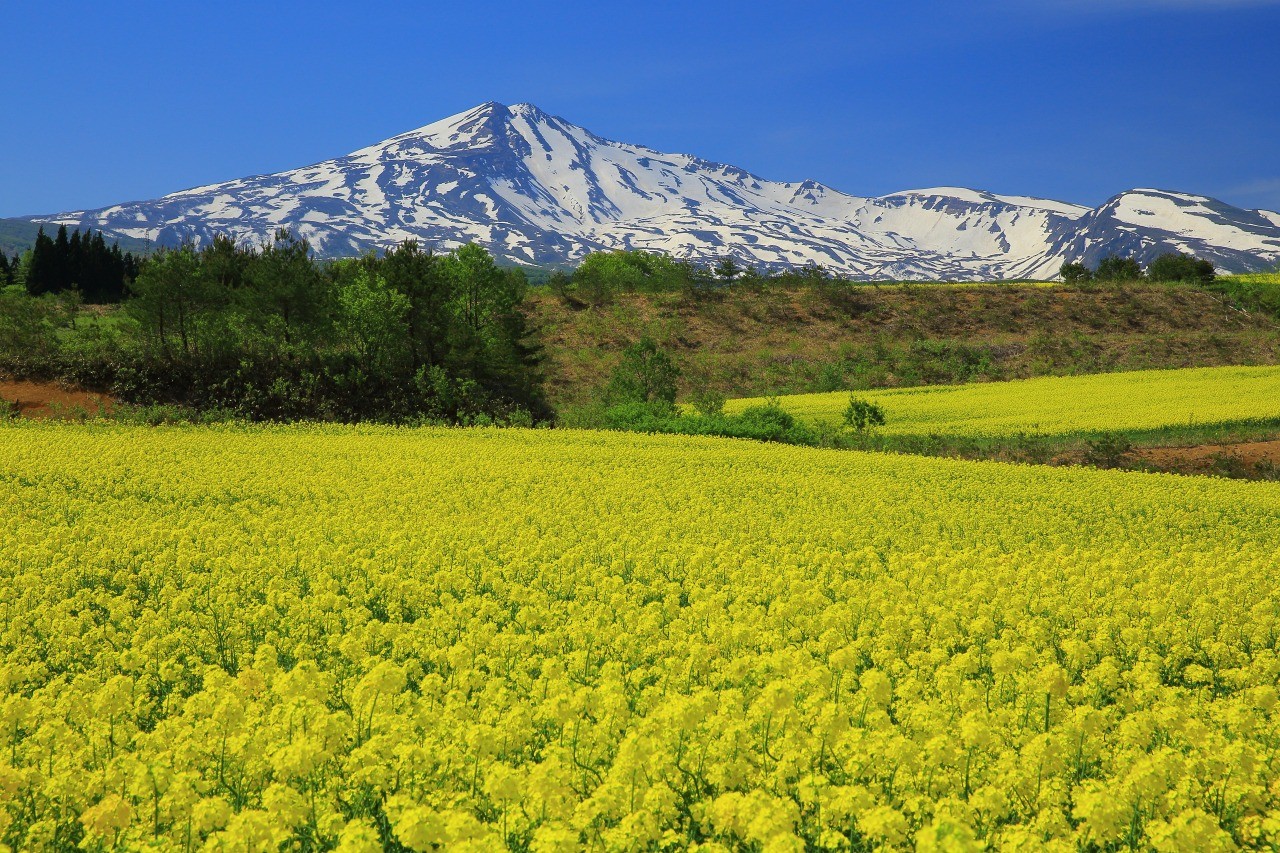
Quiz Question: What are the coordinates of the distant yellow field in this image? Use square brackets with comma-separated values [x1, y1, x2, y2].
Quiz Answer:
[1222, 272, 1280, 285]
[727, 365, 1280, 436]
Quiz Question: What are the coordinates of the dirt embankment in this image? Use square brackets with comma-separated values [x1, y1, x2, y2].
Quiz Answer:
[1135, 440, 1280, 478]
[0, 380, 114, 418]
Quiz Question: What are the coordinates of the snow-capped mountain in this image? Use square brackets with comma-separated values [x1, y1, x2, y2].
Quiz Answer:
[28, 102, 1280, 279]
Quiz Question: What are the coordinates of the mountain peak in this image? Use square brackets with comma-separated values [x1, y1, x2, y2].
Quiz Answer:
[25, 103, 1280, 277]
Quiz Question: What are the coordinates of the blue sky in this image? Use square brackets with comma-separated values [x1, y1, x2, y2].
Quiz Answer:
[2, 0, 1278, 217]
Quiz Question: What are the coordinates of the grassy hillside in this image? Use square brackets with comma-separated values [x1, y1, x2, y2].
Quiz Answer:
[527, 279, 1280, 407]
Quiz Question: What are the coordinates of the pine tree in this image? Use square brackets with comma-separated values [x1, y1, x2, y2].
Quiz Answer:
[26, 227, 55, 295]
[0, 252, 10, 287]
[68, 229, 84, 294]
[52, 225, 72, 293]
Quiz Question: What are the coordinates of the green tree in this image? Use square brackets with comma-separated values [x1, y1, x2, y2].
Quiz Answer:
[1146, 251, 1215, 284]
[443, 243, 519, 340]
[606, 337, 679, 407]
[1094, 255, 1144, 282]
[125, 245, 216, 360]
[1059, 262, 1092, 284]
[242, 230, 326, 349]
[336, 267, 410, 371]
[382, 240, 451, 369]
[714, 257, 741, 283]
[25, 228, 55, 296]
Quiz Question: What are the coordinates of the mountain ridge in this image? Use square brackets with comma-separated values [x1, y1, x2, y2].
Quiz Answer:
[22, 102, 1280, 279]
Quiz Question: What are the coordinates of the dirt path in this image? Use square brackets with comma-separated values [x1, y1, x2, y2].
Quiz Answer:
[0, 380, 113, 418]
[1137, 439, 1280, 467]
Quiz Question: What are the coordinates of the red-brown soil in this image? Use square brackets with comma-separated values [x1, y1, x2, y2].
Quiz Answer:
[1137, 440, 1280, 468]
[0, 380, 114, 418]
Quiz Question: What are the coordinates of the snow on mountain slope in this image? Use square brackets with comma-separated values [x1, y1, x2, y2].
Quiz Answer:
[30, 102, 1280, 279]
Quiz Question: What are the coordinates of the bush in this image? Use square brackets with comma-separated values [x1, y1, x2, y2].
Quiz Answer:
[1084, 433, 1133, 469]
[689, 388, 726, 417]
[1094, 256, 1144, 282]
[1147, 252, 1215, 284]
[843, 395, 886, 432]
[1060, 262, 1092, 284]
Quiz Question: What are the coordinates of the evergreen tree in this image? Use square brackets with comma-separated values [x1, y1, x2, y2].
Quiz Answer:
[67, 229, 83, 293]
[26, 227, 55, 295]
[382, 240, 451, 369]
[52, 225, 72, 292]
[0, 252, 10, 287]
[242, 230, 325, 349]
[605, 336, 679, 408]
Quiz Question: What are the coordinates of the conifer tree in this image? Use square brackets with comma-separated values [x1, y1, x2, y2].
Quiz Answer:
[26, 227, 55, 295]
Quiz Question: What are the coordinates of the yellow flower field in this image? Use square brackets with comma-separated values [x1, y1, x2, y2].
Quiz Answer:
[726, 365, 1280, 437]
[2, 421, 1279, 850]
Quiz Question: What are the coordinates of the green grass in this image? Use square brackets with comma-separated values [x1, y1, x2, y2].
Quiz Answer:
[727, 365, 1280, 437]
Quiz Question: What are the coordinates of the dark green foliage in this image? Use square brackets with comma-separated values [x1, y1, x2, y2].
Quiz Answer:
[559, 250, 721, 304]
[1083, 433, 1134, 469]
[1146, 252, 1216, 284]
[605, 337, 679, 407]
[1060, 262, 1092, 283]
[0, 231, 547, 424]
[595, 399, 819, 446]
[1094, 256, 1145, 282]
[714, 257, 741, 282]
[843, 395, 886, 432]
[689, 388, 726, 417]
[21, 225, 136, 302]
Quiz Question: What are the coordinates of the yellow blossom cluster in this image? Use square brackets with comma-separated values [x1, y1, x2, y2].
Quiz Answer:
[726, 364, 1280, 436]
[1, 420, 1279, 850]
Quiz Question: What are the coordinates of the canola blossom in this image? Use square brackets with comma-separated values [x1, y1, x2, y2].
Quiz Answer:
[2, 421, 1280, 850]
[726, 364, 1280, 436]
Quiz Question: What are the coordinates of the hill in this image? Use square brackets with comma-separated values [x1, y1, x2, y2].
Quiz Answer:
[17, 102, 1280, 277]
[529, 280, 1280, 408]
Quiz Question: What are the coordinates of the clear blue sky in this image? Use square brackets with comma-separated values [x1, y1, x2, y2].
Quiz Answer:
[3, 0, 1279, 217]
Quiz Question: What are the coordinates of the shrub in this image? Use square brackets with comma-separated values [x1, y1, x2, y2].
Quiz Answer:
[689, 388, 726, 417]
[1147, 252, 1215, 284]
[1060, 262, 1092, 284]
[1084, 433, 1133, 469]
[843, 395, 887, 432]
[1094, 256, 1144, 282]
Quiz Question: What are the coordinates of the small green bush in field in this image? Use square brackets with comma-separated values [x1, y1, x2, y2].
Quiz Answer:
[843, 394, 886, 432]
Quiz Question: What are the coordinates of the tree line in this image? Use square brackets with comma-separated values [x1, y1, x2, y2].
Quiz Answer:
[545, 250, 852, 305]
[3, 225, 142, 303]
[548, 248, 1222, 307]
[1, 231, 545, 423]
[1060, 251, 1216, 285]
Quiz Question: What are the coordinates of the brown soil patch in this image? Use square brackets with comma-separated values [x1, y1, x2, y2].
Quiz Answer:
[1137, 439, 1280, 468]
[0, 380, 114, 419]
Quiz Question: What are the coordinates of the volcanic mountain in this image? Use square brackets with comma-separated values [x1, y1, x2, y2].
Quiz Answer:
[25, 102, 1280, 278]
